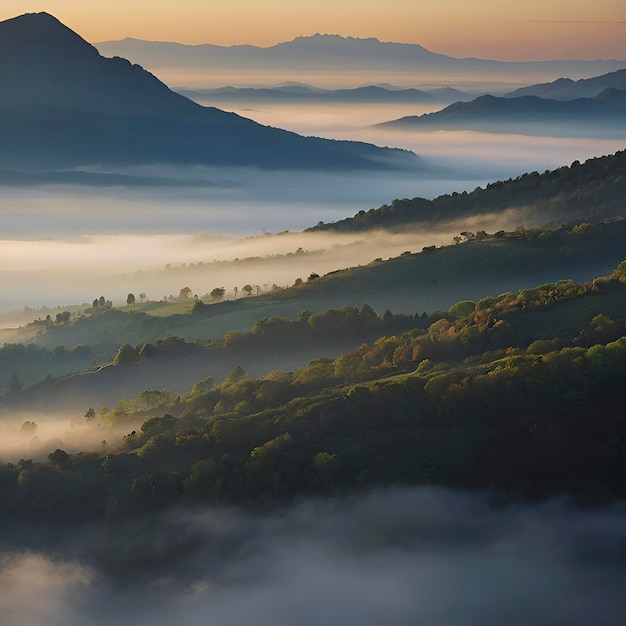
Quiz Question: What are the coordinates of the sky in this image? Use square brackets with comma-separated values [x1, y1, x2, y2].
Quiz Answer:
[1, 0, 625, 60]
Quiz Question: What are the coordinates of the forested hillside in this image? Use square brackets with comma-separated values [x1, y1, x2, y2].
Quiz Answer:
[308, 150, 626, 232]
[2, 263, 624, 522]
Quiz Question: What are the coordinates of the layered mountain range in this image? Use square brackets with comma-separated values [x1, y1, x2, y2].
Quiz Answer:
[96, 33, 626, 79]
[375, 89, 626, 135]
[0, 13, 417, 171]
[177, 84, 474, 104]
[505, 69, 626, 100]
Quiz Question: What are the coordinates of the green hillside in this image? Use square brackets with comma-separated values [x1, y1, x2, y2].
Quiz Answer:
[1, 264, 625, 522]
[308, 149, 626, 233]
[6, 220, 624, 365]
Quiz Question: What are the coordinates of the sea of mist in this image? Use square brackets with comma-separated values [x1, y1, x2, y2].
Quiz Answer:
[1, 100, 624, 315]
[0, 413, 132, 463]
[1, 487, 625, 625]
[0, 205, 569, 314]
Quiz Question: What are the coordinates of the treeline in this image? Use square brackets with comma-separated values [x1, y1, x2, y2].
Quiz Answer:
[0, 342, 94, 393]
[111, 305, 434, 365]
[308, 150, 626, 232]
[1, 265, 625, 521]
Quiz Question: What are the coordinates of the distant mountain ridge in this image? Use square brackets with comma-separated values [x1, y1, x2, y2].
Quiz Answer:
[505, 69, 626, 100]
[0, 13, 418, 171]
[177, 84, 474, 104]
[95, 34, 626, 82]
[374, 90, 626, 135]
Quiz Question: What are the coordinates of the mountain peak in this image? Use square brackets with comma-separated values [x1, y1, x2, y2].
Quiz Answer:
[0, 12, 419, 172]
[0, 11, 98, 59]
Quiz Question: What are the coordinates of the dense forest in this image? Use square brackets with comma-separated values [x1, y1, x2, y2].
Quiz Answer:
[308, 149, 626, 232]
[2, 262, 624, 522]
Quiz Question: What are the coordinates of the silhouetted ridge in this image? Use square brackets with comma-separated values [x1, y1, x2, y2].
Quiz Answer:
[375, 90, 626, 133]
[0, 12, 97, 58]
[0, 13, 419, 171]
[505, 69, 626, 100]
[0, 12, 199, 115]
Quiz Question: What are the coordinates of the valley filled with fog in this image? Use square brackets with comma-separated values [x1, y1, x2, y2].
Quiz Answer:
[2, 99, 624, 312]
[2, 11, 626, 625]
[2, 488, 626, 625]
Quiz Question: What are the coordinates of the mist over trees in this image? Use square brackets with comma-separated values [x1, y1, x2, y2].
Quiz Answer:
[2, 12, 626, 622]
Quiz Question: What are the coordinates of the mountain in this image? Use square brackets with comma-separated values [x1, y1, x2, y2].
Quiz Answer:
[0, 13, 418, 171]
[374, 91, 626, 135]
[95, 34, 626, 84]
[308, 149, 626, 233]
[505, 69, 626, 100]
[176, 85, 458, 104]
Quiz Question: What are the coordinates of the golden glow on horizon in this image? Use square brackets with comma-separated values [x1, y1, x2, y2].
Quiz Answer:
[0, 0, 624, 60]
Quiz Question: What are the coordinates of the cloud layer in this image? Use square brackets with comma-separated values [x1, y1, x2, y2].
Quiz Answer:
[2, 487, 625, 625]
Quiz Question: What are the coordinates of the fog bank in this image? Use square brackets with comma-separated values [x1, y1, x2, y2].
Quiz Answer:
[1, 488, 625, 625]
[0, 212, 532, 311]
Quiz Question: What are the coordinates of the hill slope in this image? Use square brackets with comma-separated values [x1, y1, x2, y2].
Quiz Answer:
[505, 69, 626, 100]
[0, 13, 417, 171]
[308, 150, 626, 233]
[375, 91, 626, 135]
[2, 265, 626, 523]
[7, 220, 625, 356]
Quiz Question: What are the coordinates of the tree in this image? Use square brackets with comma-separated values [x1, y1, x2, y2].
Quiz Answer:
[98, 296, 106, 308]
[20, 420, 37, 435]
[190, 300, 206, 315]
[55, 311, 70, 323]
[114, 344, 138, 365]
[242, 284, 253, 296]
[313, 452, 338, 488]
[179, 286, 192, 300]
[448, 300, 476, 320]
[210, 287, 226, 301]
[8, 374, 22, 393]
[85, 408, 96, 421]
[48, 448, 69, 468]
[126, 293, 136, 305]
[224, 365, 246, 385]
[139, 292, 147, 303]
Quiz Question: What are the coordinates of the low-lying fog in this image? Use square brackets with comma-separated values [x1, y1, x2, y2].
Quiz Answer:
[2, 100, 624, 314]
[0, 208, 558, 312]
[1, 487, 625, 625]
[0, 414, 133, 463]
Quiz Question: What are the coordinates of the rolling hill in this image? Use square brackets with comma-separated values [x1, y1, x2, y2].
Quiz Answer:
[3, 220, 623, 411]
[2, 264, 626, 521]
[309, 149, 626, 233]
[0, 13, 417, 171]
[374, 91, 626, 135]
[505, 68, 626, 100]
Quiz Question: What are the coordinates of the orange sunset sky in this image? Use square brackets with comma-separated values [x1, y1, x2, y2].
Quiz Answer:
[1, 0, 625, 60]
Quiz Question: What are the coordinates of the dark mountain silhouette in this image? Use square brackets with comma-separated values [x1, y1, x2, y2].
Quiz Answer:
[0, 13, 418, 171]
[96, 33, 626, 79]
[505, 69, 626, 100]
[374, 90, 626, 135]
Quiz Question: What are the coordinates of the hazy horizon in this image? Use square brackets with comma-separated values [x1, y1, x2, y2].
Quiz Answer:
[2, 7, 626, 626]
[1, 1, 624, 60]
